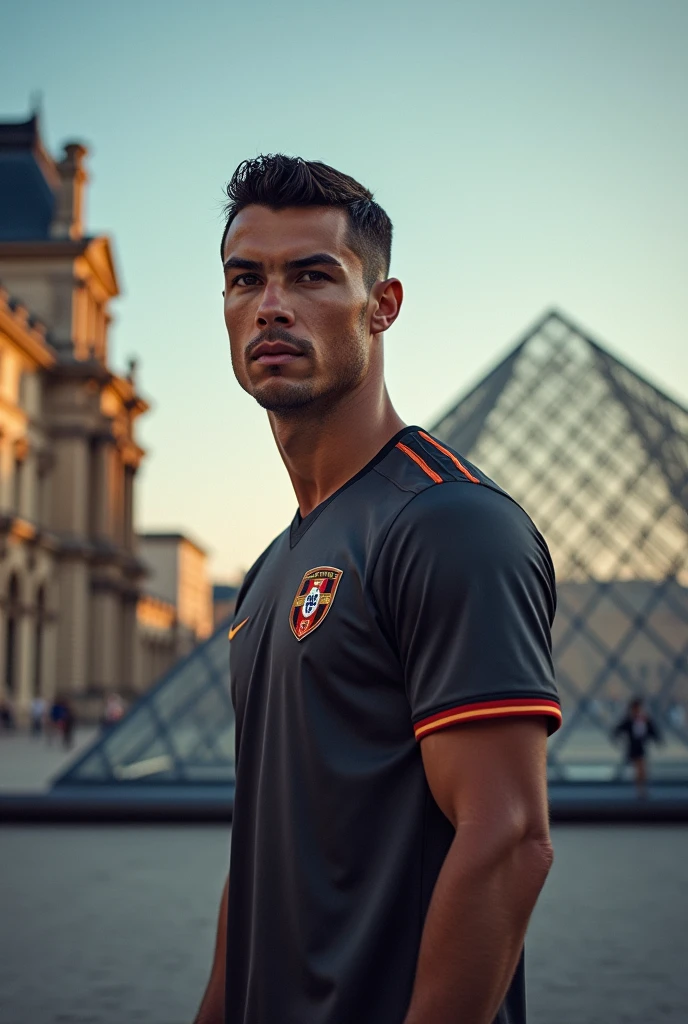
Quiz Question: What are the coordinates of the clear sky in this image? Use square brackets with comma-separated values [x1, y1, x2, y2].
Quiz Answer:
[2, 0, 687, 580]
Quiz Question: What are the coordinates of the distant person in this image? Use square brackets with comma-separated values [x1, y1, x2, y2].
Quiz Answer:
[613, 697, 661, 798]
[0, 698, 15, 731]
[61, 698, 75, 749]
[668, 702, 685, 729]
[102, 693, 125, 730]
[193, 155, 562, 1024]
[47, 697, 65, 745]
[30, 696, 46, 736]
[48, 696, 74, 747]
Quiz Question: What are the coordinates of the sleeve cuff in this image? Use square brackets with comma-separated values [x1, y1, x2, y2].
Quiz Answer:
[413, 697, 562, 740]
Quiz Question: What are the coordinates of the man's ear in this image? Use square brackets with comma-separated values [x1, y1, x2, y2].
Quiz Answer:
[370, 278, 403, 335]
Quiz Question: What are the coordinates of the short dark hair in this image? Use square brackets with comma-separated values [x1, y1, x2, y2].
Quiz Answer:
[221, 155, 392, 289]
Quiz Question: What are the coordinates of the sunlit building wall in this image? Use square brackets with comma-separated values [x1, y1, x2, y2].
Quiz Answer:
[0, 112, 203, 717]
[137, 531, 214, 646]
[0, 288, 58, 708]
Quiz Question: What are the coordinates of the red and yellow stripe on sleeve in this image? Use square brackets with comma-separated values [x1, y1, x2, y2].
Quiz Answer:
[414, 697, 562, 740]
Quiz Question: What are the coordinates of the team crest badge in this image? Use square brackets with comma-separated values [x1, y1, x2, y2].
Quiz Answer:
[290, 566, 344, 641]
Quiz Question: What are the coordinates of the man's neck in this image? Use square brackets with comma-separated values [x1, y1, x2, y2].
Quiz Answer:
[269, 381, 406, 518]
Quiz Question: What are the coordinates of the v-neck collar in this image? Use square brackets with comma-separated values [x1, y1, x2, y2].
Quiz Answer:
[289, 425, 422, 547]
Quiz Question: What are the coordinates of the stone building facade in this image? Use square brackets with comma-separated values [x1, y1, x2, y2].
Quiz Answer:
[135, 533, 213, 690]
[0, 112, 209, 719]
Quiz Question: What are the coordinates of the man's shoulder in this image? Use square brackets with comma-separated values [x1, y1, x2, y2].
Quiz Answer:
[373, 428, 531, 534]
[369, 430, 556, 604]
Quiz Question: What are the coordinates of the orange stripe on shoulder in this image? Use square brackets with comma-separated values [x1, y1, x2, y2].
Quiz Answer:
[414, 698, 562, 739]
[418, 431, 480, 484]
[396, 442, 443, 484]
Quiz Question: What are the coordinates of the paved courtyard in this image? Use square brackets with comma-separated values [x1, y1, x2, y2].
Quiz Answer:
[0, 823, 687, 1023]
[0, 728, 98, 792]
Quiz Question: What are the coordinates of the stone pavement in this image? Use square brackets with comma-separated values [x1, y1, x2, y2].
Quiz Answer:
[0, 823, 687, 1023]
[0, 727, 98, 791]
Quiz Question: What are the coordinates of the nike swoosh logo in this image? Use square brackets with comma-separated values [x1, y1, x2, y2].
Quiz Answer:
[228, 617, 249, 641]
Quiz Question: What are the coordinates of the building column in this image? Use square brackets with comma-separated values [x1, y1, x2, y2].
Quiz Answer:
[52, 434, 89, 535]
[120, 592, 137, 694]
[123, 466, 135, 551]
[16, 592, 35, 713]
[3, 573, 21, 703]
[55, 558, 89, 696]
[89, 438, 110, 539]
[41, 589, 59, 706]
[23, 448, 39, 524]
[89, 586, 120, 694]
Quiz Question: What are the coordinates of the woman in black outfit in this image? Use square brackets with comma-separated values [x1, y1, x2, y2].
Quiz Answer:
[613, 697, 661, 797]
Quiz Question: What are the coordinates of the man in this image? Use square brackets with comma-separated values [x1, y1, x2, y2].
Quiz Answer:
[194, 156, 562, 1024]
[30, 695, 46, 736]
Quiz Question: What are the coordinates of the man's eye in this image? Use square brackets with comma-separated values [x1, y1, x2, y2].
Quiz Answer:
[233, 274, 261, 287]
[300, 271, 328, 283]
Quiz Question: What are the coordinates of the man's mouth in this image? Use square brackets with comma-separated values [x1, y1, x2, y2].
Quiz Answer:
[250, 341, 305, 366]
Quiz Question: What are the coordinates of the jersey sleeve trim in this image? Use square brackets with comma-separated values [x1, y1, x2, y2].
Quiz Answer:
[414, 697, 562, 740]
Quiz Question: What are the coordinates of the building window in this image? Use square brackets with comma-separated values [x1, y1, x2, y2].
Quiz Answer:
[37, 451, 52, 528]
[13, 457, 22, 516]
[5, 574, 20, 695]
[12, 438, 29, 517]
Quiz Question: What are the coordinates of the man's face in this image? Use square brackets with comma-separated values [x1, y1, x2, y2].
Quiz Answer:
[222, 205, 373, 413]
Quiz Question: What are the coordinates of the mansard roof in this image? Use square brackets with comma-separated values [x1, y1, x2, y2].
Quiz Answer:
[0, 114, 59, 241]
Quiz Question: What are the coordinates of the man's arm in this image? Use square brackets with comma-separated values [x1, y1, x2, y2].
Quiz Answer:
[403, 717, 553, 1024]
[193, 875, 229, 1024]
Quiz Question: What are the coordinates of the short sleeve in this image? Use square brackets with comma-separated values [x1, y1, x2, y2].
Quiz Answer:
[373, 482, 562, 740]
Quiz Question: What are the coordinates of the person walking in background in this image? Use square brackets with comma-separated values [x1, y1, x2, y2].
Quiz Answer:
[47, 697, 64, 745]
[61, 698, 75, 750]
[30, 696, 46, 736]
[0, 698, 15, 731]
[102, 692, 125, 731]
[613, 697, 661, 798]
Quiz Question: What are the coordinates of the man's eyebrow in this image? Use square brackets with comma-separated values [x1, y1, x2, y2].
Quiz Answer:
[285, 253, 343, 271]
[222, 253, 343, 274]
[223, 256, 263, 273]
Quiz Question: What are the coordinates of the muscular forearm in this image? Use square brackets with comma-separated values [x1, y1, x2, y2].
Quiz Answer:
[404, 826, 553, 1024]
[193, 875, 229, 1024]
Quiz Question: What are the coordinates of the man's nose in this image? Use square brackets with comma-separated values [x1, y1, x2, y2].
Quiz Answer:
[256, 284, 295, 329]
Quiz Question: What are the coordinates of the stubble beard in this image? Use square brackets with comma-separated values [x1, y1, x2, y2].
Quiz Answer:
[251, 311, 369, 419]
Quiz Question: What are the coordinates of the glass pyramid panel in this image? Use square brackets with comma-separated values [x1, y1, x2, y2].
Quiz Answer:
[55, 619, 235, 786]
[433, 310, 688, 780]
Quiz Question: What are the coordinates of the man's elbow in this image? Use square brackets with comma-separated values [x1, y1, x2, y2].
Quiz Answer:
[525, 831, 554, 876]
[513, 828, 554, 899]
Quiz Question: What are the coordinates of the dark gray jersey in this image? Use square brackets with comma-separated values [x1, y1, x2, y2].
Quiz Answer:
[225, 426, 561, 1024]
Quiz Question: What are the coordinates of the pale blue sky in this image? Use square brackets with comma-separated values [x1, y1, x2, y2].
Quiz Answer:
[3, 0, 687, 578]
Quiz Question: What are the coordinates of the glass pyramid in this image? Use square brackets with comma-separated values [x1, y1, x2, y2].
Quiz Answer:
[57, 309, 688, 788]
[55, 619, 236, 785]
[434, 309, 688, 781]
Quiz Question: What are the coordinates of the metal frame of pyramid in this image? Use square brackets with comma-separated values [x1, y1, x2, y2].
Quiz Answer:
[434, 309, 688, 781]
[55, 618, 236, 786]
[56, 309, 688, 789]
